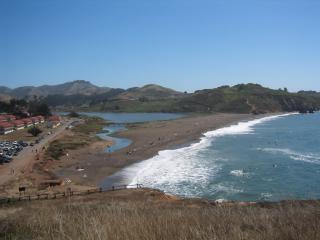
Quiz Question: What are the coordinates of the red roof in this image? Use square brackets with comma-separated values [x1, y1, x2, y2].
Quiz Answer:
[0, 122, 14, 128]
[13, 120, 25, 126]
[6, 115, 16, 120]
[48, 115, 61, 122]
[35, 115, 45, 120]
[0, 114, 16, 121]
[0, 116, 7, 121]
[21, 118, 33, 124]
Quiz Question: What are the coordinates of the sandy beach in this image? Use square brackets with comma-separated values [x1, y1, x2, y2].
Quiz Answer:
[53, 113, 270, 187]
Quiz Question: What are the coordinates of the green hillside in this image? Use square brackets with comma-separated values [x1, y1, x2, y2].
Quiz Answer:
[53, 84, 320, 114]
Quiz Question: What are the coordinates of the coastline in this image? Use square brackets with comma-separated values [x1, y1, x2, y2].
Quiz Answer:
[53, 112, 283, 188]
[101, 112, 296, 189]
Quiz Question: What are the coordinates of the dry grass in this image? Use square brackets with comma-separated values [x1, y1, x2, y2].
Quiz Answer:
[0, 190, 319, 240]
[45, 136, 89, 160]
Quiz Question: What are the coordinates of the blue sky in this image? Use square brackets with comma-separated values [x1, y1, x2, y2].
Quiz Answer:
[1, 0, 320, 92]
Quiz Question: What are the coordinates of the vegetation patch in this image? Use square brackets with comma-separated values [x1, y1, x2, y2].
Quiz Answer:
[72, 116, 106, 135]
[45, 116, 106, 160]
[45, 137, 88, 160]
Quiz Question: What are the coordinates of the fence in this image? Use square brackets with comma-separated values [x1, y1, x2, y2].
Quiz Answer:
[0, 184, 143, 204]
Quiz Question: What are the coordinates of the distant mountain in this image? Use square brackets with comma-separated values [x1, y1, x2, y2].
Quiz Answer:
[297, 90, 320, 97]
[58, 83, 319, 114]
[115, 84, 184, 100]
[0, 93, 11, 102]
[0, 81, 183, 100]
[176, 84, 320, 113]
[0, 80, 112, 98]
[1, 81, 320, 114]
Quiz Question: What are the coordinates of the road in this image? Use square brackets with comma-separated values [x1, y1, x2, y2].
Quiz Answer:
[0, 121, 71, 186]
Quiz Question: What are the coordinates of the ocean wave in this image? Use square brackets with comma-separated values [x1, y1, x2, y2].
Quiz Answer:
[257, 147, 320, 165]
[260, 192, 273, 200]
[100, 113, 296, 198]
[230, 169, 250, 177]
[213, 183, 243, 194]
[204, 113, 297, 138]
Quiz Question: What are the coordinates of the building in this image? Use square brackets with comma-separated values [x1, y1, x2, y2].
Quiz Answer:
[31, 117, 40, 125]
[47, 115, 62, 128]
[36, 115, 45, 123]
[5, 115, 16, 121]
[0, 114, 16, 122]
[0, 122, 14, 135]
[21, 118, 33, 128]
[0, 115, 7, 123]
[13, 120, 25, 130]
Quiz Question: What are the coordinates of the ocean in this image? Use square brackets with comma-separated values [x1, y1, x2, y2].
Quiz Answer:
[113, 112, 320, 202]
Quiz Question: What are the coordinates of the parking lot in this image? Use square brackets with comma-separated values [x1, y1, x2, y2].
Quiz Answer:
[0, 141, 28, 164]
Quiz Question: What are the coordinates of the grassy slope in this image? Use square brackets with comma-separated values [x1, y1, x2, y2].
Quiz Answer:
[1, 189, 319, 240]
[55, 84, 320, 113]
[177, 84, 320, 113]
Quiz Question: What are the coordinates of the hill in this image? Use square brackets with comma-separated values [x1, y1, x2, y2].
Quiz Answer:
[116, 84, 184, 100]
[1, 81, 320, 113]
[0, 80, 112, 98]
[52, 83, 320, 114]
[176, 84, 320, 113]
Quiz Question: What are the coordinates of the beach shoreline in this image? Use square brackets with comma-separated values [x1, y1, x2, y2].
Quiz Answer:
[53, 112, 282, 188]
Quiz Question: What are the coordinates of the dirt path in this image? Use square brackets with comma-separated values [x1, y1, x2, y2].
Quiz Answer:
[0, 120, 72, 186]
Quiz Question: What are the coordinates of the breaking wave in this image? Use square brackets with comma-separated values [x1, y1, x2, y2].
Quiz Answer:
[118, 113, 296, 197]
[257, 148, 320, 165]
[230, 169, 250, 177]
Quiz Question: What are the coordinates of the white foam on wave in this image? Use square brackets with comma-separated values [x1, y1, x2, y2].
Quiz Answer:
[204, 112, 297, 138]
[119, 113, 297, 196]
[258, 147, 320, 165]
[260, 192, 273, 200]
[230, 169, 249, 177]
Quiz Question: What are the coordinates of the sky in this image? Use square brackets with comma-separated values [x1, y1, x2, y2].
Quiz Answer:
[1, 0, 320, 92]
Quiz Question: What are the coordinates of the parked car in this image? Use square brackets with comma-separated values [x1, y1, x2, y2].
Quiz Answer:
[0, 140, 28, 164]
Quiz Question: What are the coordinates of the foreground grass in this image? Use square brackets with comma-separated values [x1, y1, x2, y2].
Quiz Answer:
[0, 190, 319, 240]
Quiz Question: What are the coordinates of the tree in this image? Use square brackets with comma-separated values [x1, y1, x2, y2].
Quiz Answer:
[28, 103, 51, 116]
[28, 127, 42, 137]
